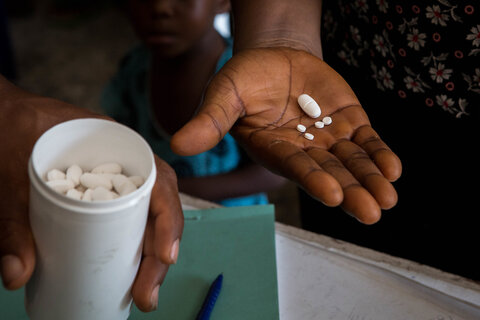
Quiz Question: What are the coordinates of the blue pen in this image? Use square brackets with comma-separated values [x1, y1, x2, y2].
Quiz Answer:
[196, 273, 223, 320]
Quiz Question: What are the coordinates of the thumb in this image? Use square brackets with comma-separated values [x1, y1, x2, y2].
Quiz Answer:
[0, 210, 36, 290]
[170, 73, 246, 156]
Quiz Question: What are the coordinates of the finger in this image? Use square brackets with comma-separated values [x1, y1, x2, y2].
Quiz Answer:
[149, 156, 184, 264]
[330, 140, 398, 210]
[305, 146, 381, 224]
[170, 73, 245, 156]
[131, 255, 169, 312]
[353, 125, 402, 182]
[259, 140, 343, 206]
[0, 212, 36, 290]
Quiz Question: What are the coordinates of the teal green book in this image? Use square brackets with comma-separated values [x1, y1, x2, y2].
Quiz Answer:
[0, 205, 279, 319]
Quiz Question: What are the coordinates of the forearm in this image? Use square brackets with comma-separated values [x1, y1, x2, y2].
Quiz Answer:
[178, 164, 286, 201]
[230, 0, 323, 57]
[1, 75, 106, 127]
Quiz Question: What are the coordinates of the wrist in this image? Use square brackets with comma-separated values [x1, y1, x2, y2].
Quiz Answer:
[231, 0, 323, 58]
[234, 30, 323, 58]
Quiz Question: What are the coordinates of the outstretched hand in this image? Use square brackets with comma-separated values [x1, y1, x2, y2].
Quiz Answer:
[171, 47, 402, 224]
[0, 82, 183, 312]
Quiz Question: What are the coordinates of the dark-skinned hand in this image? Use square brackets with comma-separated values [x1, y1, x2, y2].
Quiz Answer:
[0, 81, 183, 312]
[171, 47, 402, 224]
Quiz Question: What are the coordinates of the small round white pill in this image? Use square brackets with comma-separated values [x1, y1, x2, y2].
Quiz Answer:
[304, 133, 314, 141]
[47, 169, 66, 181]
[314, 121, 324, 129]
[128, 176, 144, 188]
[296, 124, 306, 133]
[66, 188, 83, 200]
[66, 164, 82, 186]
[322, 116, 332, 125]
[297, 94, 321, 118]
[46, 179, 74, 194]
[91, 162, 122, 174]
[80, 173, 113, 190]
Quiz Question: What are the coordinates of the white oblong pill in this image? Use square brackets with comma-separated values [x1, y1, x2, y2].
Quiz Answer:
[66, 188, 83, 200]
[98, 173, 117, 185]
[112, 174, 129, 193]
[296, 124, 306, 133]
[99, 173, 117, 179]
[47, 169, 66, 181]
[304, 133, 314, 140]
[91, 186, 116, 201]
[112, 174, 137, 196]
[66, 164, 82, 186]
[80, 173, 113, 190]
[322, 116, 332, 125]
[91, 162, 122, 174]
[46, 179, 74, 194]
[297, 94, 321, 118]
[314, 121, 324, 129]
[128, 176, 144, 188]
[119, 181, 137, 196]
[82, 189, 93, 201]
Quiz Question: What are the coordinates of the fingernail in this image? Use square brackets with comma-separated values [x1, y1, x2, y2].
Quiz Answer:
[170, 239, 179, 264]
[150, 284, 159, 310]
[1, 255, 24, 287]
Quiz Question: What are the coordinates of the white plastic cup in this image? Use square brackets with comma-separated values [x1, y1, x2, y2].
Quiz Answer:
[25, 119, 156, 320]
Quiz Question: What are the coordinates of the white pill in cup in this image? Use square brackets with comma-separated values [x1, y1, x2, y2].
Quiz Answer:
[66, 164, 82, 186]
[26, 119, 156, 320]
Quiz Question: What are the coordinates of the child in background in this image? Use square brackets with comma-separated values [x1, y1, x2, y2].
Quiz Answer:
[101, 0, 285, 206]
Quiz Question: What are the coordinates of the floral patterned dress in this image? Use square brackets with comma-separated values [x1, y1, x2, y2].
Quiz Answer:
[323, 0, 479, 118]
[300, 0, 479, 281]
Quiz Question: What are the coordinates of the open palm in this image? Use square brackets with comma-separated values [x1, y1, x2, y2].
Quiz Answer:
[171, 48, 402, 223]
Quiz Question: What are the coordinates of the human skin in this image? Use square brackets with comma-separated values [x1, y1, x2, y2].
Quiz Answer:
[0, 76, 184, 312]
[129, 0, 286, 201]
[0, 0, 402, 313]
[171, 0, 402, 223]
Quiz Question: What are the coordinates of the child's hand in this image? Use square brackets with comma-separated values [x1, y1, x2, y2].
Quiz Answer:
[0, 82, 183, 312]
[171, 47, 402, 224]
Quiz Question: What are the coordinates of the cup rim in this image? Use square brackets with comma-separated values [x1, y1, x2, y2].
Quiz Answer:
[29, 118, 156, 214]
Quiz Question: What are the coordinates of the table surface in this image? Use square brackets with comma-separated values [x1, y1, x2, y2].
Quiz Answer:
[180, 193, 480, 320]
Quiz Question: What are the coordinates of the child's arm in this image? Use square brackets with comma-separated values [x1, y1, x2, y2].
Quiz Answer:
[177, 162, 286, 202]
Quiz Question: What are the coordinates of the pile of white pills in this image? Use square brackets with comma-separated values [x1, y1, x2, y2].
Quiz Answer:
[45, 162, 144, 201]
[296, 94, 333, 140]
